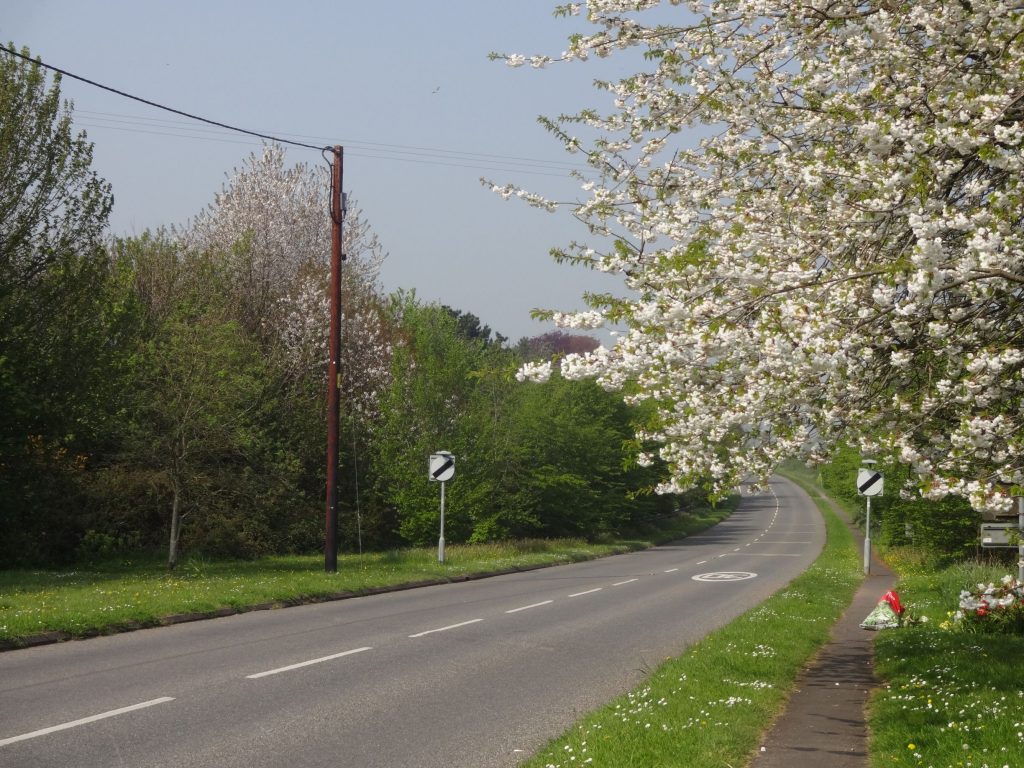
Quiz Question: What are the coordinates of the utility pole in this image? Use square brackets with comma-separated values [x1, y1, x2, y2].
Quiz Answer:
[325, 145, 343, 572]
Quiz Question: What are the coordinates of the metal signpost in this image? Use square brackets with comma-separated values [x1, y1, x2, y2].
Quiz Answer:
[856, 460, 884, 575]
[983, 489, 1024, 582]
[429, 452, 455, 563]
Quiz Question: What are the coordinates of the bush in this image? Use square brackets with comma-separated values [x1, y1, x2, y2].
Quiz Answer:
[952, 575, 1024, 634]
[818, 444, 980, 559]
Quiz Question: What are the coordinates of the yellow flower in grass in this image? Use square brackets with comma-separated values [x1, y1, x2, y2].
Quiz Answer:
[907, 743, 916, 750]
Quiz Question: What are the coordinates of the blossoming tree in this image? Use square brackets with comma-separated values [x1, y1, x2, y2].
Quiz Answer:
[182, 145, 393, 418]
[500, 1, 1024, 512]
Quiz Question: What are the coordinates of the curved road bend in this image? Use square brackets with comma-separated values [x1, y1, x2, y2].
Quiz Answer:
[0, 475, 823, 768]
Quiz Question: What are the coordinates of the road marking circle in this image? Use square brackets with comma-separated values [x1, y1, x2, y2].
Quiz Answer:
[691, 571, 758, 582]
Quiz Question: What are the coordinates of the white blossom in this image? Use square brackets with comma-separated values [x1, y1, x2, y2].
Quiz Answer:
[499, 1, 1024, 508]
[178, 144, 393, 419]
[516, 360, 554, 383]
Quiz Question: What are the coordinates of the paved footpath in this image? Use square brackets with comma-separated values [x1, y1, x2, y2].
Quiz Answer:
[749, 491, 895, 768]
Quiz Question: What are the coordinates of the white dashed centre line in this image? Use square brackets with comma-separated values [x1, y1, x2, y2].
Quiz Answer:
[743, 553, 802, 557]
[613, 579, 638, 586]
[568, 588, 603, 598]
[409, 619, 483, 638]
[0, 697, 175, 747]
[505, 600, 553, 614]
[246, 647, 372, 679]
[664, 568, 679, 573]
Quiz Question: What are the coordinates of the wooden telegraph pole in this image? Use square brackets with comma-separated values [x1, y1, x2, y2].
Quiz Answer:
[325, 145, 343, 572]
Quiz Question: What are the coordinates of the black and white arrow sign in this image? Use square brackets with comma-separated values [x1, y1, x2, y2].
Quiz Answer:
[856, 468, 884, 497]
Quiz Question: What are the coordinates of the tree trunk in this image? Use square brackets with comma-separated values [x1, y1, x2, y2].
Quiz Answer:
[167, 472, 182, 570]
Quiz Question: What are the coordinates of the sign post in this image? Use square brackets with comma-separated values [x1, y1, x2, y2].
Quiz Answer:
[429, 452, 455, 563]
[986, 487, 1024, 583]
[439, 481, 446, 564]
[857, 461, 884, 575]
[1018, 495, 1024, 583]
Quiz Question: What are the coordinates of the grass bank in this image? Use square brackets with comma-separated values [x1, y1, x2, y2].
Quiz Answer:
[868, 556, 1024, 767]
[519, 473, 862, 768]
[797, 463, 1024, 766]
[786, 463, 1024, 766]
[0, 504, 731, 647]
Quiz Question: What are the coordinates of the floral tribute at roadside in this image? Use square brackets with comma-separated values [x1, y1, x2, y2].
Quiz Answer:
[861, 589, 906, 631]
[953, 575, 1024, 634]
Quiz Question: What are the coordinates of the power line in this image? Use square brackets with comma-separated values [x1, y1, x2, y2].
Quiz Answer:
[0, 43, 329, 153]
[1, 45, 592, 176]
[74, 118, 585, 179]
[1, 43, 599, 188]
[72, 116, 588, 179]
[72, 108, 590, 173]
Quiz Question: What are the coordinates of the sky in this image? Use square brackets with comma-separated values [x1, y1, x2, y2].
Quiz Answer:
[2, 0, 636, 343]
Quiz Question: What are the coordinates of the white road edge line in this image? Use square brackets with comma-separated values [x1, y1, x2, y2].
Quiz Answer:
[505, 600, 554, 614]
[568, 588, 602, 597]
[0, 697, 175, 748]
[246, 647, 373, 679]
[613, 578, 639, 586]
[409, 619, 483, 638]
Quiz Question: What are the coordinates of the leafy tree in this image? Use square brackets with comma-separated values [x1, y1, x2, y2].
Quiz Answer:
[373, 297, 483, 545]
[441, 305, 504, 346]
[127, 299, 269, 568]
[1, 46, 111, 294]
[179, 146, 395, 544]
[507, 371, 669, 539]
[819, 444, 979, 559]
[166, 146, 397, 558]
[0, 46, 132, 566]
[374, 294, 671, 546]
[516, 330, 600, 359]
[102, 234, 331, 564]
[497, 3, 1024, 513]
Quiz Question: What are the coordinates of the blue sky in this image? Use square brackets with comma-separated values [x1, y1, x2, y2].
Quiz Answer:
[3, 0, 635, 342]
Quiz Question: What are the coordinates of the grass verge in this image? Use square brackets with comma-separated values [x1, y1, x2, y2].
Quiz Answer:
[867, 560, 1024, 767]
[0, 504, 732, 647]
[518, 475, 862, 768]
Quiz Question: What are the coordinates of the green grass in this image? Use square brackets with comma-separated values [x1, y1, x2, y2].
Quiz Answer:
[868, 561, 1024, 768]
[783, 461, 1024, 766]
[0, 505, 731, 646]
[519, 473, 863, 768]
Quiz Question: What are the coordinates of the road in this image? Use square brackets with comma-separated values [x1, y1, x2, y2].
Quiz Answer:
[0, 476, 823, 768]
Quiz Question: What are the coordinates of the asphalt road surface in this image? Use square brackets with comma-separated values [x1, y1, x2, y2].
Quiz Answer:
[0, 475, 824, 768]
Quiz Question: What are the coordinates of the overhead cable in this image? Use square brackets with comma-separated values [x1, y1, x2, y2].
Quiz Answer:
[73, 108, 589, 172]
[0, 44, 329, 153]
[71, 117, 583, 178]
